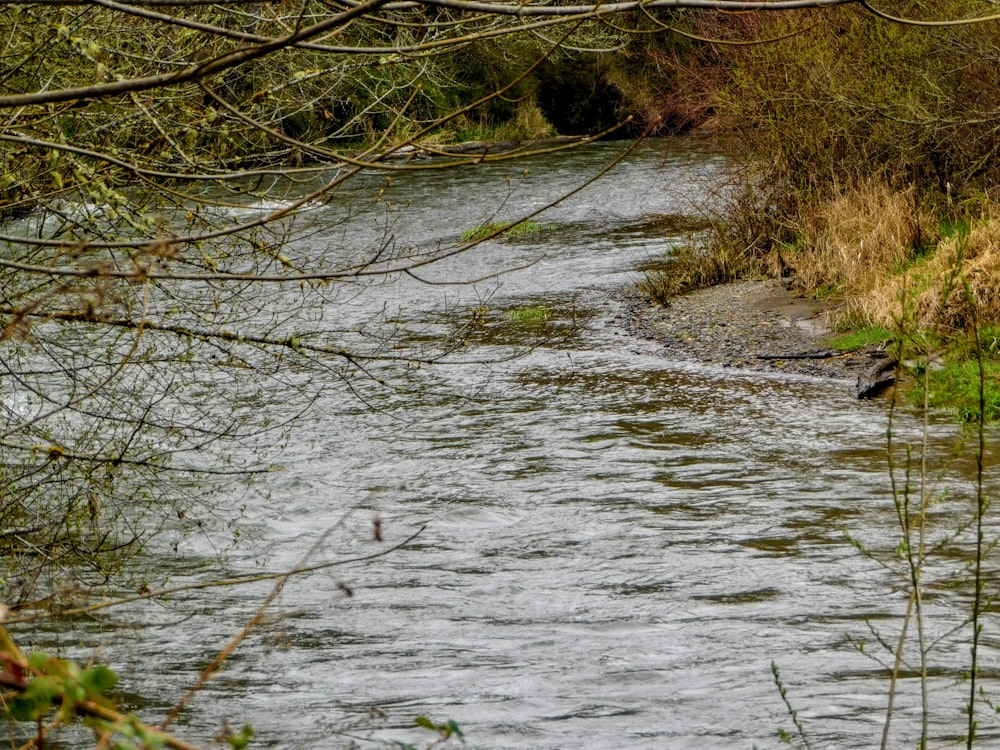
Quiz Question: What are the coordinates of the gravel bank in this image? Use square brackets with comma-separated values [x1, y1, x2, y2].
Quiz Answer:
[623, 279, 891, 387]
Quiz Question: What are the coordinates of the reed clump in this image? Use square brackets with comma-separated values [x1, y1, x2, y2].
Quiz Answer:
[790, 184, 932, 297]
[638, 238, 764, 305]
[865, 217, 1000, 333]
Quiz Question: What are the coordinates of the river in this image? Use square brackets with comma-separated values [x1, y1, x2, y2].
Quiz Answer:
[19, 138, 1000, 749]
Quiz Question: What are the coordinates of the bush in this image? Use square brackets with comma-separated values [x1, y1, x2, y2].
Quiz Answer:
[715, 2, 1000, 196]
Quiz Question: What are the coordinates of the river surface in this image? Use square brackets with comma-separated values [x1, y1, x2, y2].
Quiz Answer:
[21, 139, 1000, 749]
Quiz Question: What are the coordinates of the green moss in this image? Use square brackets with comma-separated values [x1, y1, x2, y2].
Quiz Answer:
[828, 327, 892, 352]
[460, 220, 551, 242]
[505, 305, 550, 322]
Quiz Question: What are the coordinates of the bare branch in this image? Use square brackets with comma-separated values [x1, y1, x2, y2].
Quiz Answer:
[0, 0, 396, 108]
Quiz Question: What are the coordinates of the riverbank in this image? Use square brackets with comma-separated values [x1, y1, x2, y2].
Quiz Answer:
[623, 279, 891, 387]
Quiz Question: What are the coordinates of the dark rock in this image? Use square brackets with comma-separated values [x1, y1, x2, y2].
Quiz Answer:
[856, 357, 898, 398]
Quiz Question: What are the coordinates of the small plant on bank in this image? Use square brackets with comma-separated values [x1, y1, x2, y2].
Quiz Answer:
[638, 240, 763, 305]
[811, 283, 840, 301]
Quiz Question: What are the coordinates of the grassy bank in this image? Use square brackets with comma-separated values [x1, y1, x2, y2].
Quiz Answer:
[641, 3, 1000, 419]
[642, 179, 1000, 420]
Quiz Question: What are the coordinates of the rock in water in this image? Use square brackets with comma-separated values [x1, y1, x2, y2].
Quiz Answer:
[856, 356, 897, 398]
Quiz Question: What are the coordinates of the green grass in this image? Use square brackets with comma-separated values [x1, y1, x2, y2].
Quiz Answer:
[461, 220, 552, 242]
[827, 327, 893, 352]
[939, 215, 973, 240]
[812, 283, 841, 301]
[913, 359, 1000, 423]
[978, 325, 1000, 357]
[461, 222, 504, 242]
[504, 305, 550, 322]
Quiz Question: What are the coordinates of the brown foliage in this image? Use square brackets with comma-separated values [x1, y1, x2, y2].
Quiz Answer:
[868, 218, 1000, 333]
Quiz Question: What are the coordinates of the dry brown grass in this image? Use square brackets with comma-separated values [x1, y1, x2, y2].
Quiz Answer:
[639, 180, 991, 332]
[789, 182, 934, 297]
[639, 181, 935, 308]
[862, 216, 1000, 334]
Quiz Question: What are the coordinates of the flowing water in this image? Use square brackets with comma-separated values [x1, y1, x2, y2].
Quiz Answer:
[19, 139, 1000, 749]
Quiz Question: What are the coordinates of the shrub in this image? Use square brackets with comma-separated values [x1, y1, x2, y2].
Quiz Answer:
[715, 2, 1000, 196]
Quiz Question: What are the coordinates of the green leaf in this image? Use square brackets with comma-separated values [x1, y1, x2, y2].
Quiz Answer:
[28, 651, 55, 672]
[8, 676, 60, 721]
[81, 664, 118, 696]
[446, 719, 465, 740]
[133, 721, 167, 749]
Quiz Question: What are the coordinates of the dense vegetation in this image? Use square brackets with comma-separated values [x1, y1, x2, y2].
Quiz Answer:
[638, 1, 1000, 417]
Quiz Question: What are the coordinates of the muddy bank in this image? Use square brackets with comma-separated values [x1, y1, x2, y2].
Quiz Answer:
[623, 279, 892, 389]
